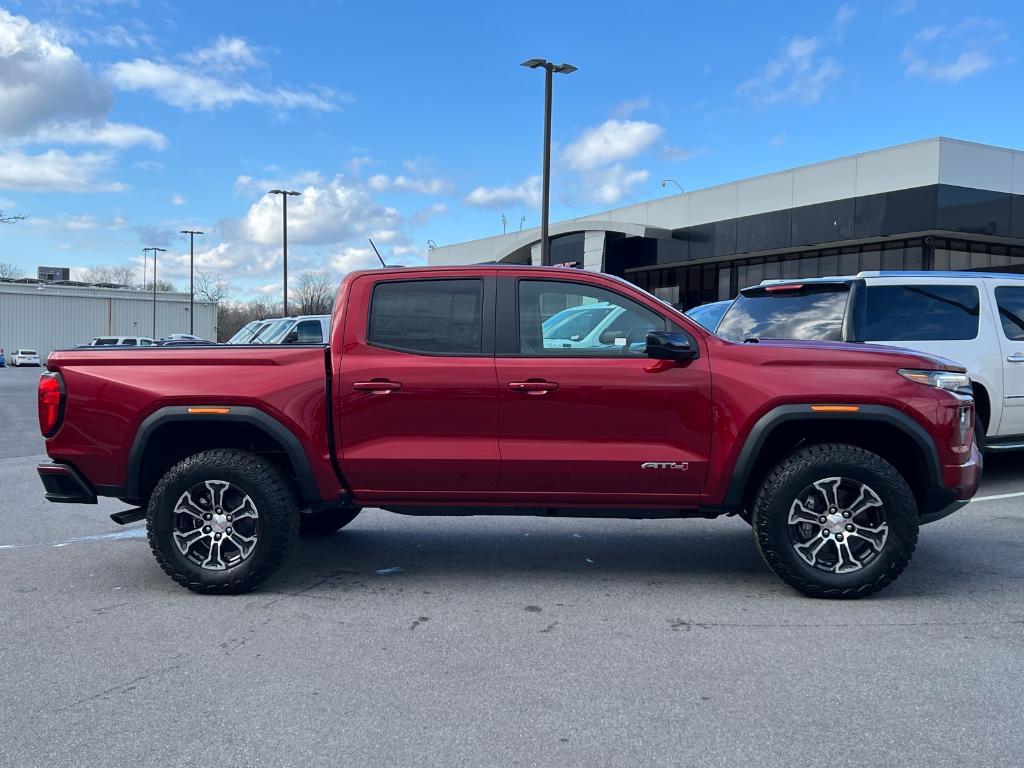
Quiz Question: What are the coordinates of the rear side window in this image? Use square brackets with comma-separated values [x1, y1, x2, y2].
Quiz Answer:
[94, 338, 118, 346]
[995, 287, 1024, 341]
[295, 319, 324, 344]
[368, 279, 483, 354]
[864, 285, 979, 341]
[717, 284, 848, 342]
[120, 338, 137, 346]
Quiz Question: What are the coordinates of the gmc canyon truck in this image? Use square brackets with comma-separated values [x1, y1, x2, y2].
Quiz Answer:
[37, 266, 980, 598]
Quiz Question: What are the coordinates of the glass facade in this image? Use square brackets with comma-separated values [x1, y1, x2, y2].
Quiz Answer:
[627, 237, 1024, 311]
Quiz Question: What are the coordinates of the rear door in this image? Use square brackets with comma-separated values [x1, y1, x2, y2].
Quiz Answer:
[991, 283, 1024, 436]
[494, 274, 711, 506]
[335, 274, 500, 498]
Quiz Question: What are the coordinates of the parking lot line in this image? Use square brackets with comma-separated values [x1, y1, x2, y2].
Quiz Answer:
[970, 490, 1024, 503]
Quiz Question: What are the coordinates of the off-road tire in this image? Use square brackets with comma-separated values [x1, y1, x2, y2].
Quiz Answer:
[299, 506, 361, 537]
[147, 449, 300, 594]
[752, 443, 919, 599]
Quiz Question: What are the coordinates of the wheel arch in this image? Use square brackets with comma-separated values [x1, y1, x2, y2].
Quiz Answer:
[726, 405, 941, 516]
[125, 406, 320, 504]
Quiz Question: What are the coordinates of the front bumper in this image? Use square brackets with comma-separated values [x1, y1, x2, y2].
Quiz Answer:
[921, 442, 982, 526]
[37, 462, 97, 504]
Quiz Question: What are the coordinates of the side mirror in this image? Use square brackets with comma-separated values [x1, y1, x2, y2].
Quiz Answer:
[283, 330, 299, 344]
[598, 329, 624, 345]
[645, 331, 697, 361]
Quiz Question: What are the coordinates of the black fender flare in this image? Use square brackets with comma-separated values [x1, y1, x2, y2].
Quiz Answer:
[125, 405, 321, 502]
[722, 404, 942, 509]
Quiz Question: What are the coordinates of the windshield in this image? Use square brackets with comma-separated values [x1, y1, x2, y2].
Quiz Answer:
[542, 305, 615, 340]
[258, 319, 296, 344]
[226, 322, 261, 344]
[685, 301, 731, 332]
[717, 284, 849, 342]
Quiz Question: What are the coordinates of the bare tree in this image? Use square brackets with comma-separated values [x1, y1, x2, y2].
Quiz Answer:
[82, 265, 114, 284]
[0, 261, 25, 279]
[194, 269, 230, 303]
[144, 279, 176, 292]
[0, 210, 27, 225]
[290, 270, 334, 316]
[108, 264, 137, 287]
[215, 297, 284, 342]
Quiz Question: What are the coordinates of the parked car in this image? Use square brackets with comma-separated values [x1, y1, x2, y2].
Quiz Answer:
[10, 349, 41, 366]
[684, 300, 733, 332]
[0, 348, 5, 367]
[89, 336, 157, 346]
[158, 339, 217, 347]
[162, 334, 205, 342]
[37, 266, 979, 598]
[257, 315, 331, 345]
[717, 270, 1024, 451]
[539, 302, 653, 351]
[225, 321, 267, 344]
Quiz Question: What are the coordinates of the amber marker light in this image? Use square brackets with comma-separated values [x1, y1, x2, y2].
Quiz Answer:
[810, 405, 861, 413]
[187, 407, 231, 415]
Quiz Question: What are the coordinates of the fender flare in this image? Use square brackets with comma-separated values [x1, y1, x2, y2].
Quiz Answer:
[125, 405, 320, 502]
[722, 404, 942, 509]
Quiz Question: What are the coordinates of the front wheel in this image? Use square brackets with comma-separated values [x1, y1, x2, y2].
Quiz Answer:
[147, 449, 300, 594]
[752, 443, 919, 599]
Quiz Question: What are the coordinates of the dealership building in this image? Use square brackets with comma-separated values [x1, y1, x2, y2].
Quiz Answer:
[0, 276, 216, 358]
[428, 137, 1024, 309]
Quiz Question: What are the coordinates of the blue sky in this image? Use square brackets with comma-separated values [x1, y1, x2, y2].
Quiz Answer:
[0, 0, 1020, 298]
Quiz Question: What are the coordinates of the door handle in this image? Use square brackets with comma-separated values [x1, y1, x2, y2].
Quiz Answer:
[353, 380, 402, 394]
[508, 380, 559, 395]
[1008, 354, 1024, 363]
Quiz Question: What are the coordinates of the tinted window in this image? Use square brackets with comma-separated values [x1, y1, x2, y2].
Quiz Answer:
[995, 287, 1024, 341]
[94, 338, 118, 345]
[368, 279, 482, 354]
[140, 339, 155, 346]
[718, 285, 848, 342]
[864, 285, 979, 341]
[518, 280, 666, 356]
[121, 338, 137, 346]
[295, 319, 324, 343]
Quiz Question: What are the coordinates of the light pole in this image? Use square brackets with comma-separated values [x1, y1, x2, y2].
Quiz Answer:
[521, 58, 576, 265]
[144, 246, 166, 337]
[180, 230, 204, 334]
[660, 179, 684, 194]
[268, 189, 300, 316]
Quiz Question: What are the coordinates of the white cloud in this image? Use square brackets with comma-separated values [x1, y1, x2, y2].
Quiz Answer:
[902, 17, 1005, 83]
[0, 149, 122, 192]
[233, 171, 324, 195]
[562, 119, 663, 171]
[737, 36, 841, 105]
[612, 96, 650, 117]
[0, 9, 111, 137]
[834, 4, 856, 30]
[184, 35, 260, 71]
[18, 119, 166, 149]
[663, 145, 704, 162]
[769, 132, 788, 147]
[366, 173, 451, 195]
[890, 0, 917, 14]
[171, 194, 186, 206]
[465, 176, 541, 209]
[581, 164, 649, 205]
[330, 246, 380, 274]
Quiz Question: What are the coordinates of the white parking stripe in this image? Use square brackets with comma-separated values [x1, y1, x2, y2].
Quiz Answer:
[970, 491, 1024, 503]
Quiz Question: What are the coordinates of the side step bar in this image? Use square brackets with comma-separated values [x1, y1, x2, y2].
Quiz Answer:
[110, 508, 147, 526]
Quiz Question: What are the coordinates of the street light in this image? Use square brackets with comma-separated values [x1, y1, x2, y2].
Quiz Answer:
[521, 58, 577, 265]
[143, 246, 166, 337]
[661, 179, 684, 194]
[180, 230, 204, 335]
[268, 189, 301, 316]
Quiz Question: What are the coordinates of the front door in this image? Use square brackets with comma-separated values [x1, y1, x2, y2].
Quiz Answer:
[992, 283, 1024, 436]
[335, 274, 500, 499]
[494, 275, 712, 506]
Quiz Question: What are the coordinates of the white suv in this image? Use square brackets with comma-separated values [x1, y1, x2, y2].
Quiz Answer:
[9, 349, 42, 367]
[717, 271, 1024, 450]
[89, 336, 157, 346]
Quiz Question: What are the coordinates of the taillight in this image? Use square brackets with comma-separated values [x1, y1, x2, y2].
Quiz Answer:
[38, 372, 65, 437]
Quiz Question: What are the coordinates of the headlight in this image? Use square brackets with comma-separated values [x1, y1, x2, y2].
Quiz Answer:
[898, 369, 973, 394]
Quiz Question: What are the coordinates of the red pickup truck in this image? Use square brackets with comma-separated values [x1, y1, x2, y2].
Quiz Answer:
[37, 266, 980, 598]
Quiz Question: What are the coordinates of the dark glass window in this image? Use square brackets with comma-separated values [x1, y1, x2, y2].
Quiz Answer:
[121, 338, 137, 346]
[295, 319, 324, 343]
[368, 279, 483, 354]
[995, 287, 1024, 341]
[863, 285, 979, 341]
[718, 284, 849, 342]
[518, 280, 666, 356]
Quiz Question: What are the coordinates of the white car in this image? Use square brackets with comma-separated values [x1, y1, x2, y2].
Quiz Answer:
[9, 349, 41, 367]
[541, 302, 655, 351]
[718, 270, 1024, 450]
[253, 315, 332, 345]
[89, 336, 157, 346]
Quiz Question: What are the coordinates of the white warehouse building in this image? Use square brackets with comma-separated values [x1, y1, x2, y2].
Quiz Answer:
[0, 280, 217, 359]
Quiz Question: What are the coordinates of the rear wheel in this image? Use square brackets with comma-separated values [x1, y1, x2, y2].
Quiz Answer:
[147, 449, 299, 594]
[299, 506, 361, 537]
[752, 443, 919, 599]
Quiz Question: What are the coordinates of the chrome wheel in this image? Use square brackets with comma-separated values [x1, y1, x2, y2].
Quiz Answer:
[172, 480, 259, 571]
[787, 477, 889, 574]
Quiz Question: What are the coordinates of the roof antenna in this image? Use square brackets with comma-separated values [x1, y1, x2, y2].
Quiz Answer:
[368, 237, 387, 268]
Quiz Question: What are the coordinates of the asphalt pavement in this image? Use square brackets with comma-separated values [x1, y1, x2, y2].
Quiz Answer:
[1, 367, 1022, 767]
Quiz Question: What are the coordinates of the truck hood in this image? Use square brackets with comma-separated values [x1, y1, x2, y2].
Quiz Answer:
[737, 338, 966, 372]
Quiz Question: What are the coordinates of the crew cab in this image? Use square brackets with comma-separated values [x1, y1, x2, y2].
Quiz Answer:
[37, 266, 980, 598]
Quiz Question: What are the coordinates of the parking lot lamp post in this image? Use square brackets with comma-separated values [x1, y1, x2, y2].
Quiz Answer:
[180, 230, 204, 334]
[144, 247, 167, 337]
[520, 58, 577, 265]
[268, 190, 301, 316]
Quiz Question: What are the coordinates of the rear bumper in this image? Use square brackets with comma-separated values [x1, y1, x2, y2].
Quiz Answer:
[37, 462, 97, 504]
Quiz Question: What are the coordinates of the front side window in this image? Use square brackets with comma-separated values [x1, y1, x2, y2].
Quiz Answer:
[121, 338, 137, 346]
[295, 319, 324, 343]
[864, 285, 979, 341]
[368, 279, 483, 354]
[518, 280, 667, 355]
[995, 287, 1024, 341]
